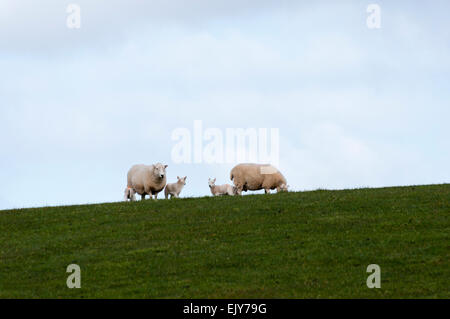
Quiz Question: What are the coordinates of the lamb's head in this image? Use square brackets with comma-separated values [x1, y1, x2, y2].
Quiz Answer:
[208, 178, 216, 188]
[278, 183, 289, 192]
[153, 163, 168, 179]
[177, 176, 187, 185]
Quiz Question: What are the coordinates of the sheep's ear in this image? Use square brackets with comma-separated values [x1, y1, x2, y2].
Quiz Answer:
[184, 176, 187, 180]
[177, 176, 180, 180]
[213, 178, 216, 182]
[164, 164, 168, 169]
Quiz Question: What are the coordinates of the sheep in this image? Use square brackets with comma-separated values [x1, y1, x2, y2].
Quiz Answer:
[208, 178, 236, 196]
[127, 163, 168, 200]
[164, 176, 187, 199]
[230, 163, 288, 195]
[124, 187, 136, 201]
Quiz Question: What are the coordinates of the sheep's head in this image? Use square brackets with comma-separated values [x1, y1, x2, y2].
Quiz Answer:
[154, 163, 168, 179]
[278, 183, 289, 192]
[177, 176, 187, 185]
[208, 178, 216, 187]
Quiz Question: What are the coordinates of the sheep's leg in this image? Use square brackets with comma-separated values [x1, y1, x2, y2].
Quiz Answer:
[265, 189, 270, 194]
[141, 194, 146, 200]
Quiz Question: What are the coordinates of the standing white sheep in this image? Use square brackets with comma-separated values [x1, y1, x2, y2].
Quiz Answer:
[124, 187, 136, 202]
[127, 163, 168, 200]
[208, 178, 236, 196]
[164, 176, 187, 199]
[230, 163, 288, 195]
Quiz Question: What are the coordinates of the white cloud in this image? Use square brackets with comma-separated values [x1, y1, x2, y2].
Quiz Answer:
[280, 123, 380, 190]
[0, 0, 300, 53]
[0, 1, 449, 209]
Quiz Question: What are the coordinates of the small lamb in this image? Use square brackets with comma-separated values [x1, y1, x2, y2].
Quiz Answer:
[164, 176, 187, 199]
[124, 187, 136, 202]
[208, 178, 236, 196]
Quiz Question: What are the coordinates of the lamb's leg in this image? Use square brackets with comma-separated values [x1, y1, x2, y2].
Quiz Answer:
[234, 180, 244, 195]
[141, 194, 146, 200]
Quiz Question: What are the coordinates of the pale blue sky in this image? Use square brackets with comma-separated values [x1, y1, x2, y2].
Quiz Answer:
[0, 1, 449, 210]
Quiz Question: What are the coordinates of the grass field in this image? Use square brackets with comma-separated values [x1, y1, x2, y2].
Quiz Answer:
[0, 184, 448, 298]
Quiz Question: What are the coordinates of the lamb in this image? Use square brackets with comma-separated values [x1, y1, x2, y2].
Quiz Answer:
[208, 178, 236, 196]
[230, 163, 288, 195]
[164, 176, 187, 199]
[126, 163, 168, 200]
[124, 187, 136, 201]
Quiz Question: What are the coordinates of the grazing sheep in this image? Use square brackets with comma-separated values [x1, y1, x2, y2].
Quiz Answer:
[164, 176, 187, 199]
[124, 187, 136, 202]
[230, 163, 288, 195]
[208, 178, 236, 196]
[127, 163, 168, 200]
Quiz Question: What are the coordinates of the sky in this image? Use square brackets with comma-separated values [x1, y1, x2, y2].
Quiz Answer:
[0, 0, 449, 210]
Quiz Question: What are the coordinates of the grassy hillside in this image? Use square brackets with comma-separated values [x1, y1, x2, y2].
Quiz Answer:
[0, 184, 448, 298]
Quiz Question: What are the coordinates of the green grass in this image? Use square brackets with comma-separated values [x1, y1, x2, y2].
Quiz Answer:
[0, 184, 449, 298]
